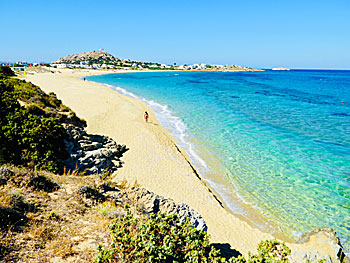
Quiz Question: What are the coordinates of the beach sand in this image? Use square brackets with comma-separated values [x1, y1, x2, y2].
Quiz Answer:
[22, 68, 338, 260]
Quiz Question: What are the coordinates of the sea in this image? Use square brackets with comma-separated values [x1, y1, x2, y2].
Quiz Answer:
[87, 70, 350, 251]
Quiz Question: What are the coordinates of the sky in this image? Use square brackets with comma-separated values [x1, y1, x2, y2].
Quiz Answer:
[1, 0, 349, 69]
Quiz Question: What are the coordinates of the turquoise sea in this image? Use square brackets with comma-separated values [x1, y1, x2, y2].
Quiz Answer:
[87, 70, 350, 251]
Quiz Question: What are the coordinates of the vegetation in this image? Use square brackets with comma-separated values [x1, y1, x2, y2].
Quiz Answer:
[0, 166, 113, 262]
[95, 209, 292, 263]
[2, 76, 85, 126]
[0, 66, 70, 172]
[0, 65, 15, 79]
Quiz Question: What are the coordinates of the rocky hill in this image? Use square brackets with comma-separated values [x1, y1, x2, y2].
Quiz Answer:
[52, 50, 120, 64]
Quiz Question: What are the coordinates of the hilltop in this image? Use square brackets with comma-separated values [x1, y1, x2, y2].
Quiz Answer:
[52, 50, 120, 65]
[50, 50, 263, 71]
[51, 50, 160, 69]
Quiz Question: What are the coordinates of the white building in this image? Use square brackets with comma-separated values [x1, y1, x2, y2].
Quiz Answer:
[53, 63, 66, 69]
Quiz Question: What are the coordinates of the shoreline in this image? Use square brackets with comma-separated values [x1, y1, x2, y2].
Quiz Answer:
[21, 68, 340, 260]
[87, 74, 289, 241]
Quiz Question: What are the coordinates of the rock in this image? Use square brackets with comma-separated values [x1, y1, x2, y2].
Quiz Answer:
[80, 142, 102, 151]
[88, 134, 106, 143]
[63, 124, 128, 175]
[110, 187, 207, 231]
[295, 227, 349, 263]
[291, 251, 333, 263]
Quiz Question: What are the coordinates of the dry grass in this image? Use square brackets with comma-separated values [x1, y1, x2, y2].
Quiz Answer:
[0, 165, 118, 262]
[63, 165, 88, 176]
[133, 179, 141, 188]
[118, 178, 129, 189]
[0, 193, 13, 208]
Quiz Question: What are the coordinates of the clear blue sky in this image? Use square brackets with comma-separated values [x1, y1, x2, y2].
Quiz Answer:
[1, 0, 349, 69]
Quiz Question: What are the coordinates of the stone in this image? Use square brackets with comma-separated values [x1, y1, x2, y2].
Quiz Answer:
[296, 227, 349, 263]
[63, 124, 128, 175]
[80, 142, 102, 151]
[110, 187, 207, 231]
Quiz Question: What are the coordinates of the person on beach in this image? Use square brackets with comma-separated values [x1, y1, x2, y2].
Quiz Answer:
[144, 111, 149, 123]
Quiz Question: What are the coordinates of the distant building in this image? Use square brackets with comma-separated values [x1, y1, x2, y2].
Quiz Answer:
[16, 61, 28, 66]
[52, 63, 66, 68]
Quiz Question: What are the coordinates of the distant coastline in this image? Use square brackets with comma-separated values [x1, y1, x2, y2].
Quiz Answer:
[271, 67, 290, 71]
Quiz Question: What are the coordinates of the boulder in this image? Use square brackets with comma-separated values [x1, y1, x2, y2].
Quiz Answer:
[110, 187, 207, 231]
[63, 124, 128, 175]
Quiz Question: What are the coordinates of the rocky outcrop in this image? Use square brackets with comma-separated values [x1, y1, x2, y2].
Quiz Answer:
[293, 227, 349, 263]
[63, 124, 128, 175]
[107, 187, 208, 231]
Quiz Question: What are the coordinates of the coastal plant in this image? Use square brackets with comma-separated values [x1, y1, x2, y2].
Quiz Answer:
[95, 207, 294, 263]
[1, 70, 86, 127]
[0, 66, 15, 79]
[228, 239, 291, 263]
[0, 73, 69, 173]
[94, 209, 225, 263]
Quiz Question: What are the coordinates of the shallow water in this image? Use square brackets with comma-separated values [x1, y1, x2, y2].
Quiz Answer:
[88, 70, 350, 250]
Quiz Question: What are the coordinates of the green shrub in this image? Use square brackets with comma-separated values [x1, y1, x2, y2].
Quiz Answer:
[0, 66, 15, 79]
[95, 208, 293, 263]
[0, 79, 69, 173]
[244, 239, 291, 263]
[95, 209, 226, 263]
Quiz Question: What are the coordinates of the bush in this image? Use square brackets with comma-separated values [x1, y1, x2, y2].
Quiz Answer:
[0, 79, 69, 173]
[0, 66, 15, 79]
[95, 209, 293, 263]
[95, 209, 225, 263]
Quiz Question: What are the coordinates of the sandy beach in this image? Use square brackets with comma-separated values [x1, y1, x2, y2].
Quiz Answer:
[22, 68, 339, 260]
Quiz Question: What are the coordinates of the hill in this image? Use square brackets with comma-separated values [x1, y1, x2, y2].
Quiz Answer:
[52, 50, 121, 65]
